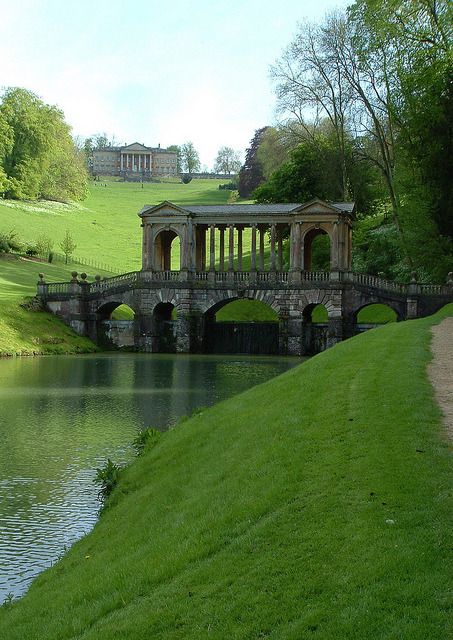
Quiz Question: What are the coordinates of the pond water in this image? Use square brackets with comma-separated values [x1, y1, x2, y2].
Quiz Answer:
[0, 353, 301, 600]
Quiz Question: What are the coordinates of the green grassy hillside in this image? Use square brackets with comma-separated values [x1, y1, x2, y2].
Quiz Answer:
[1, 306, 451, 639]
[0, 179, 231, 273]
[0, 254, 106, 355]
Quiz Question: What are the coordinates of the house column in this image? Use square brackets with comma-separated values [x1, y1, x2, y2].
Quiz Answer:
[270, 224, 276, 271]
[219, 226, 225, 272]
[258, 225, 265, 271]
[209, 224, 216, 271]
[250, 224, 257, 271]
[228, 225, 235, 272]
[237, 226, 243, 271]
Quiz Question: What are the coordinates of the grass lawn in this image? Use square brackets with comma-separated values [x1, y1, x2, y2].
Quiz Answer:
[0, 255, 113, 355]
[0, 179, 231, 273]
[0, 305, 451, 639]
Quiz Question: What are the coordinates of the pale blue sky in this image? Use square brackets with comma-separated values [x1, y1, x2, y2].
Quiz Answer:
[1, 0, 350, 168]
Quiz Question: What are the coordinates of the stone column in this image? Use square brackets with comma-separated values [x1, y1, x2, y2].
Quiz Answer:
[250, 224, 257, 272]
[138, 155, 142, 171]
[209, 224, 216, 271]
[331, 221, 339, 270]
[228, 224, 234, 272]
[259, 226, 265, 271]
[270, 224, 276, 271]
[277, 226, 283, 271]
[219, 226, 225, 272]
[237, 226, 243, 271]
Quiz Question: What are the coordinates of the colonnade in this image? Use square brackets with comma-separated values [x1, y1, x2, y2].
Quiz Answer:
[197, 223, 286, 272]
[120, 153, 152, 172]
[140, 200, 354, 273]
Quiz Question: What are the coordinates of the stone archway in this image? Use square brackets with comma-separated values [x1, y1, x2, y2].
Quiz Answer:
[154, 229, 181, 271]
[302, 227, 331, 271]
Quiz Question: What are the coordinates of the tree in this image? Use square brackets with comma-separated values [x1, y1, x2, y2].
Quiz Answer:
[213, 146, 241, 174]
[59, 229, 77, 264]
[271, 15, 354, 201]
[254, 140, 336, 204]
[180, 142, 200, 174]
[0, 87, 88, 201]
[238, 127, 268, 198]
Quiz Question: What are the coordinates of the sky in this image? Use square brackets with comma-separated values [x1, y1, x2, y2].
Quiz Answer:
[0, 0, 350, 169]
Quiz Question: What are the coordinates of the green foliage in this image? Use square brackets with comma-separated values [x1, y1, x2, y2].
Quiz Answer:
[180, 141, 200, 174]
[132, 427, 161, 455]
[0, 87, 88, 202]
[94, 458, 122, 504]
[59, 229, 77, 264]
[35, 234, 54, 260]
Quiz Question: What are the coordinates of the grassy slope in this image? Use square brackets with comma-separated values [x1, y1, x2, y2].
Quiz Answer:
[1, 306, 451, 639]
[0, 179, 231, 273]
[0, 255, 108, 355]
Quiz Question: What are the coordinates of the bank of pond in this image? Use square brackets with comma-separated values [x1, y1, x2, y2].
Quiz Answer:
[0, 305, 451, 640]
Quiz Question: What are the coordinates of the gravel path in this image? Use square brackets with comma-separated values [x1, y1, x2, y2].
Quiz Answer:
[428, 317, 453, 439]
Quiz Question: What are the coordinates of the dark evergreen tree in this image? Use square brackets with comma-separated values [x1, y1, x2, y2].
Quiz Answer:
[238, 127, 268, 198]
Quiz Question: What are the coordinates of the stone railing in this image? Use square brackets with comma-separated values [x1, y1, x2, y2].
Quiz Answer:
[44, 282, 72, 295]
[37, 268, 453, 300]
[89, 271, 139, 293]
[352, 272, 407, 293]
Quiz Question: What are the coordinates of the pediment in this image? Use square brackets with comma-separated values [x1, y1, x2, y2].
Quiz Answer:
[138, 201, 189, 218]
[294, 198, 355, 217]
[295, 199, 340, 215]
[122, 142, 150, 152]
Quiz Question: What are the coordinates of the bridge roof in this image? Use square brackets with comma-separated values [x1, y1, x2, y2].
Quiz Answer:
[138, 200, 355, 221]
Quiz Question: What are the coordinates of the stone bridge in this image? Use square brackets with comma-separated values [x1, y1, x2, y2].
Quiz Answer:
[38, 269, 453, 355]
[37, 199, 453, 355]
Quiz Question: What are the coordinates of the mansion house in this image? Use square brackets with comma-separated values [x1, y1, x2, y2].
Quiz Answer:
[92, 142, 178, 179]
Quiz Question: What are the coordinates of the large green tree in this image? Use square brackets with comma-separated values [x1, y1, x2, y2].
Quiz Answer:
[0, 87, 88, 201]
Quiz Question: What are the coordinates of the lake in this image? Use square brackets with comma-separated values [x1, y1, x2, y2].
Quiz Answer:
[0, 353, 301, 600]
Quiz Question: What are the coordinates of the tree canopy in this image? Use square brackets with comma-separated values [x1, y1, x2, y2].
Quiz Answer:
[180, 142, 200, 174]
[0, 88, 88, 201]
[262, 0, 452, 280]
[214, 146, 241, 174]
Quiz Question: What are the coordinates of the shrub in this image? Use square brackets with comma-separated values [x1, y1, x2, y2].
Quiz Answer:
[181, 175, 192, 184]
[94, 459, 122, 504]
[132, 427, 161, 455]
[0, 234, 10, 253]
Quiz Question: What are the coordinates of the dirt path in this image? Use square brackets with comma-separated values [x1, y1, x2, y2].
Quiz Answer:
[428, 317, 453, 438]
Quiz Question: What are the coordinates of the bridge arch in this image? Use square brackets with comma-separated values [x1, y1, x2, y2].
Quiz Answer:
[96, 300, 138, 321]
[153, 227, 182, 271]
[201, 292, 280, 355]
[354, 302, 400, 325]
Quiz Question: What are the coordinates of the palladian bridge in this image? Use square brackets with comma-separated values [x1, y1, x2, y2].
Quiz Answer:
[37, 199, 453, 355]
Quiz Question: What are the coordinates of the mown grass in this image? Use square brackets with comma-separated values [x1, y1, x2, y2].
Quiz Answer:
[0, 305, 451, 639]
[0, 255, 112, 355]
[0, 179, 231, 273]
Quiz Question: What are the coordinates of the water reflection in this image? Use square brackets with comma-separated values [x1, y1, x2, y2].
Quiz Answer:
[0, 353, 301, 599]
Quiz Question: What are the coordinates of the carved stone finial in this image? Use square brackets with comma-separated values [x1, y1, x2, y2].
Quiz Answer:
[38, 273, 45, 282]
[95, 274, 101, 281]
[80, 272, 87, 281]
[71, 271, 78, 282]
[410, 271, 418, 283]
[447, 272, 453, 285]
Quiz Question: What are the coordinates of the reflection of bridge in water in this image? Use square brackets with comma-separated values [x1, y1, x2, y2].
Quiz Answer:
[38, 200, 453, 355]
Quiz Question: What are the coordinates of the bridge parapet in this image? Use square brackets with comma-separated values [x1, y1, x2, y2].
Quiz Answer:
[38, 269, 453, 301]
